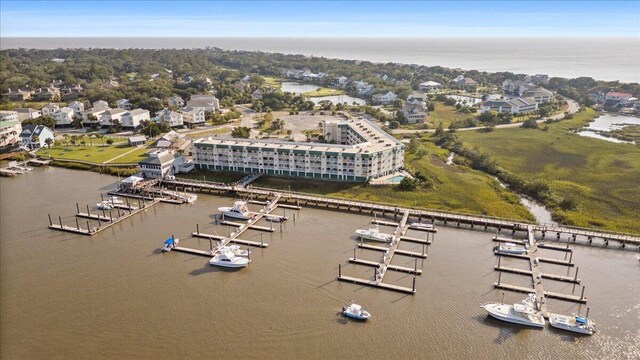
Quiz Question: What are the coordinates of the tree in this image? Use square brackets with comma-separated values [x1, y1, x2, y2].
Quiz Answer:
[72, 115, 83, 129]
[106, 138, 114, 146]
[231, 126, 251, 138]
[388, 121, 399, 129]
[434, 122, 445, 137]
[398, 177, 419, 191]
[44, 138, 53, 148]
[521, 118, 539, 129]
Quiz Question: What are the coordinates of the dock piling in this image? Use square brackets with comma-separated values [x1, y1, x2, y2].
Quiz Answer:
[76, 203, 80, 214]
[574, 267, 579, 281]
[75, 218, 80, 229]
[58, 216, 62, 228]
[498, 272, 502, 285]
[48, 214, 52, 226]
[414, 258, 418, 272]
[86, 221, 90, 232]
[339, 263, 342, 277]
[196, 224, 200, 234]
[581, 285, 586, 300]
[412, 276, 416, 292]
[354, 248, 356, 260]
[86, 205, 91, 216]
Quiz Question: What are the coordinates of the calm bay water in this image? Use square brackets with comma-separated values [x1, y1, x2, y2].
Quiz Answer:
[1, 167, 639, 359]
[2, 37, 639, 82]
[280, 82, 366, 105]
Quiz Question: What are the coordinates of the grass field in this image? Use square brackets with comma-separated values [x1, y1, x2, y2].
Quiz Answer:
[38, 144, 148, 164]
[301, 87, 344, 97]
[426, 102, 476, 128]
[251, 140, 534, 221]
[262, 76, 282, 88]
[176, 170, 247, 183]
[457, 108, 640, 233]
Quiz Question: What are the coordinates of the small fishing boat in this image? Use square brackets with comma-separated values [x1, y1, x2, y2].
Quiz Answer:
[494, 242, 528, 255]
[218, 201, 254, 220]
[409, 222, 434, 230]
[342, 303, 371, 320]
[97, 201, 114, 210]
[264, 215, 288, 223]
[481, 293, 545, 328]
[549, 312, 596, 335]
[355, 225, 393, 242]
[209, 251, 251, 268]
[161, 237, 179, 252]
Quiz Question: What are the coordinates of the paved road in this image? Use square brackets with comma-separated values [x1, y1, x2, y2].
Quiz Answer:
[392, 98, 579, 135]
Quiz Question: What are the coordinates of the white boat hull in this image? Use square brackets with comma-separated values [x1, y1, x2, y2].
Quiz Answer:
[549, 314, 595, 335]
[209, 259, 250, 268]
[218, 209, 252, 220]
[483, 304, 545, 328]
[355, 230, 391, 242]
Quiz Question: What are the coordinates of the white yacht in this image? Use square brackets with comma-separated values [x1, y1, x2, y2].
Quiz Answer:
[97, 201, 114, 210]
[481, 293, 545, 328]
[409, 222, 434, 231]
[342, 303, 371, 320]
[355, 225, 393, 242]
[217, 244, 250, 258]
[218, 201, 253, 220]
[549, 313, 596, 335]
[209, 251, 251, 268]
[494, 242, 528, 255]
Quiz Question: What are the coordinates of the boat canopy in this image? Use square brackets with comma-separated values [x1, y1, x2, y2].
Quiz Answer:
[575, 316, 588, 324]
[164, 238, 174, 245]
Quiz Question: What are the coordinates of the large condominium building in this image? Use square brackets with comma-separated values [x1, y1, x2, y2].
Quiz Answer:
[192, 118, 404, 182]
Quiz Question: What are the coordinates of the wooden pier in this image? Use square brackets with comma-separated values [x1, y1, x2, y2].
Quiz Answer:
[338, 210, 433, 294]
[48, 198, 160, 236]
[494, 226, 587, 317]
[162, 178, 640, 249]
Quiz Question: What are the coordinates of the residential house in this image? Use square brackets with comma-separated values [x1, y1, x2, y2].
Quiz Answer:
[233, 80, 251, 91]
[167, 96, 184, 108]
[402, 103, 428, 124]
[3, 88, 33, 101]
[406, 93, 428, 105]
[100, 108, 128, 127]
[251, 89, 264, 100]
[128, 135, 147, 147]
[480, 97, 538, 114]
[0, 119, 22, 148]
[116, 98, 132, 110]
[523, 87, 553, 103]
[156, 109, 184, 127]
[353, 81, 375, 96]
[121, 109, 150, 129]
[67, 101, 85, 116]
[52, 107, 75, 126]
[418, 81, 442, 92]
[605, 92, 633, 102]
[284, 69, 305, 79]
[502, 79, 534, 95]
[15, 108, 42, 121]
[186, 95, 219, 112]
[41, 103, 60, 116]
[93, 100, 109, 108]
[450, 76, 478, 89]
[19, 125, 54, 150]
[82, 105, 110, 126]
[0, 110, 19, 122]
[334, 76, 349, 88]
[60, 85, 84, 101]
[103, 79, 119, 88]
[531, 74, 549, 84]
[32, 87, 60, 101]
[138, 149, 175, 179]
[372, 91, 398, 105]
[241, 75, 251, 82]
[179, 107, 206, 128]
[157, 130, 187, 149]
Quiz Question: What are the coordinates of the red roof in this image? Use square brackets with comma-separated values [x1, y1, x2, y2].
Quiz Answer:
[606, 91, 632, 98]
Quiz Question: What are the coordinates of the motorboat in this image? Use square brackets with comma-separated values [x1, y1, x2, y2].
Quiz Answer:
[161, 237, 179, 252]
[218, 201, 253, 220]
[264, 215, 288, 223]
[97, 201, 114, 210]
[342, 303, 371, 320]
[494, 242, 528, 255]
[549, 313, 596, 335]
[217, 244, 250, 258]
[209, 251, 251, 268]
[481, 293, 545, 328]
[355, 225, 393, 242]
[409, 222, 434, 230]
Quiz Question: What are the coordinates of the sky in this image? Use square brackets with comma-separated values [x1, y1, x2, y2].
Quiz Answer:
[1, 0, 639, 38]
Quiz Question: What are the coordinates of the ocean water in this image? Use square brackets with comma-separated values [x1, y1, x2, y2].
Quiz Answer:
[2, 37, 639, 82]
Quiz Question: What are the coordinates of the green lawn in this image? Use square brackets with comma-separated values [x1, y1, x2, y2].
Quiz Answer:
[262, 76, 282, 88]
[252, 141, 534, 221]
[38, 144, 144, 164]
[177, 170, 247, 183]
[185, 127, 230, 139]
[109, 148, 151, 164]
[426, 102, 476, 129]
[457, 108, 640, 233]
[302, 87, 344, 97]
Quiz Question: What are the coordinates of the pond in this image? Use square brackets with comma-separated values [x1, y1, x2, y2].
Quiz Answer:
[281, 82, 367, 106]
[446, 94, 482, 105]
[577, 113, 640, 144]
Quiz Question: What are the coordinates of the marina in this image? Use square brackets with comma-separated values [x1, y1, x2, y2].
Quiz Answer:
[2, 167, 639, 359]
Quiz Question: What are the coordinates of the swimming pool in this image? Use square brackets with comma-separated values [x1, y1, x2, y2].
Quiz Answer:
[387, 175, 406, 183]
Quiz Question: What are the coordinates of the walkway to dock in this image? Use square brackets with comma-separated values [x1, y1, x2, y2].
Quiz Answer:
[494, 226, 587, 317]
[338, 210, 431, 294]
[162, 178, 640, 249]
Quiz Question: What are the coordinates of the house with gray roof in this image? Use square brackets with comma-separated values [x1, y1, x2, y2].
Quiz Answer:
[186, 95, 219, 112]
[19, 125, 54, 150]
[138, 149, 175, 179]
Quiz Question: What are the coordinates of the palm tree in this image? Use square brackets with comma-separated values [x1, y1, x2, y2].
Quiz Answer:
[0, 133, 7, 147]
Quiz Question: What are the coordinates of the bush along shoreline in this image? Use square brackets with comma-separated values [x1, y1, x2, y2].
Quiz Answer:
[50, 160, 138, 177]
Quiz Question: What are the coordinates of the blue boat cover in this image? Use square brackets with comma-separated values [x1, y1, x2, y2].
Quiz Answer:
[575, 316, 587, 324]
[164, 238, 174, 245]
